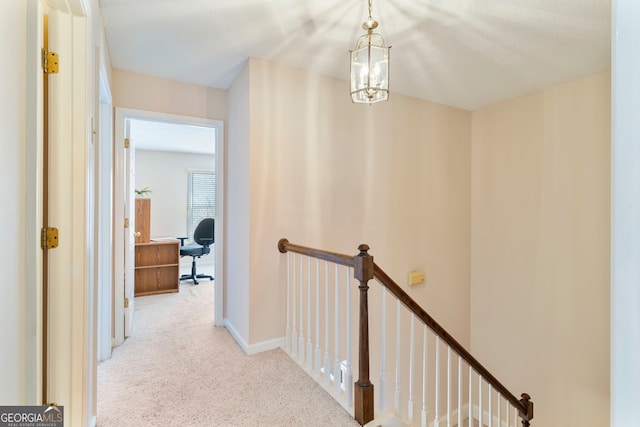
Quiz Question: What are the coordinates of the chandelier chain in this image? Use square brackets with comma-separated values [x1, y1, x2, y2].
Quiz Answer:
[368, 0, 373, 20]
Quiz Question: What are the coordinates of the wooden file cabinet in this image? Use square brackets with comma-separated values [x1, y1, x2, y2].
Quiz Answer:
[134, 240, 180, 296]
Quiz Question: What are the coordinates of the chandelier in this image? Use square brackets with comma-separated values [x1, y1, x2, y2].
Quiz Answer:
[350, 0, 390, 104]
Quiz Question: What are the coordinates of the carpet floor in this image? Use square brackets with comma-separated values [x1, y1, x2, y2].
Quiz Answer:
[97, 275, 359, 426]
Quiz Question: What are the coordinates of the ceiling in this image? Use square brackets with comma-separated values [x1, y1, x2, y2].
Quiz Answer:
[100, 0, 611, 111]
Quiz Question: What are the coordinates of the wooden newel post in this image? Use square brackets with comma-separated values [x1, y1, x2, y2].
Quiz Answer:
[353, 244, 374, 425]
[519, 393, 534, 426]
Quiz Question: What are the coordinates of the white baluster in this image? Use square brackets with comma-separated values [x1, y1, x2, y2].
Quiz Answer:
[446, 346, 451, 427]
[285, 252, 291, 353]
[497, 394, 501, 427]
[434, 336, 440, 427]
[458, 356, 462, 427]
[324, 261, 331, 387]
[394, 300, 401, 413]
[488, 384, 492, 427]
[333, 264, 341, 396]
[291, 254, 297, 358]
[380, 287, 387, 413]
[299, 255, 304, 362]
[408, 314, 415, 424]
[468, 368, 472, 427]
[505, 400, 509, 427]
[421, 325, 428, 427]
[344, 268, 353, 407]
[478, 376, 483, 427]
[314, 259, 321, 378]
[306, 257, 312, 371]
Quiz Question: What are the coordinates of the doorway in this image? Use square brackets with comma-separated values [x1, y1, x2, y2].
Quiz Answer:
[111, 108, 225, 347]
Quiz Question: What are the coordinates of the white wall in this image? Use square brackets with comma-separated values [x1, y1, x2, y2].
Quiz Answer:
[135, 149, 215, 239]
[471, 72, 610, 426]
[0, 0, 28, 404]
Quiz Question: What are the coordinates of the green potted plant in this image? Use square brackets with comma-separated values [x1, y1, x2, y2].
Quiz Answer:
[135, 187, 152, 197]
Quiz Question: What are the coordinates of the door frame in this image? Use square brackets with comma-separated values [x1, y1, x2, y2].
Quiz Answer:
[25, 0, 45, 404]
[113, 107, 225, 346]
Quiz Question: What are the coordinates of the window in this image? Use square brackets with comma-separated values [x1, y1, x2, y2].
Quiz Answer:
[187, 171, 215, 243]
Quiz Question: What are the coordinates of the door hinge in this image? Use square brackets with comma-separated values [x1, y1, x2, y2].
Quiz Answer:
[124, 218, 130, 228]
[124, 138, 130, 149]
[42, 49, 59, 74]
[41, 227, 59, 250]
[124, 297, 129, 308]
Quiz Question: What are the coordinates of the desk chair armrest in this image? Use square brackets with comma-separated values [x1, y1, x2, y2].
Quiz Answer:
[177, 237, 188, 246]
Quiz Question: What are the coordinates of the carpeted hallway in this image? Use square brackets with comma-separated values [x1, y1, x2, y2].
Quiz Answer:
[97, 267, 358, 426]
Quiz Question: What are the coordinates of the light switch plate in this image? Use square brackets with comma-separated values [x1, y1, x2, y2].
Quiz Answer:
[408, 271, 425, 286]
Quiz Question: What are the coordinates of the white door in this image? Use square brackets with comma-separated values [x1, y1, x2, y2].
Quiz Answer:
[113, 114, 136, 345]
[124, 120, 136, 336]
[97, 99, 113, 362]
[46, 5, 95, 425]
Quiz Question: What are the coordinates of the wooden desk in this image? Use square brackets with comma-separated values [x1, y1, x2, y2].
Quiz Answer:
[134, 240, 180, 296]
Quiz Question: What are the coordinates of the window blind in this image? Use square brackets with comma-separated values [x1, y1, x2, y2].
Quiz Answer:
[187, 171, 215, 244]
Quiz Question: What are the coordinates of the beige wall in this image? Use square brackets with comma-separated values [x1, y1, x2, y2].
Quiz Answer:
[243, 58, 472, 348]
[470, 72, 611, 426]
[111, 69, 227, 121]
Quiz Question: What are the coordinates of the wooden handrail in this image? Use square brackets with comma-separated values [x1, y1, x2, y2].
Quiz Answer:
[278, 238, 355, 267]
[278, 238, 533, 426]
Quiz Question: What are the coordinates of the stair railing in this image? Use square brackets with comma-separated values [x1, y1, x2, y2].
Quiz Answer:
[278, 238, 533, 426]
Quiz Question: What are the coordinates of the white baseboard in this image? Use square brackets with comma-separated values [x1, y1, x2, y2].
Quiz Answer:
[223, 319, 249, 353]
[224, 318, 284, 355]
[246, 336, 285, 355]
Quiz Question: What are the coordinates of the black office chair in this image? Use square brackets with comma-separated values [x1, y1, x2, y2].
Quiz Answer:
[178, 218, 214, 285]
